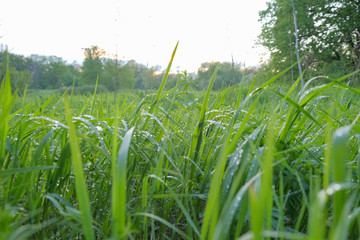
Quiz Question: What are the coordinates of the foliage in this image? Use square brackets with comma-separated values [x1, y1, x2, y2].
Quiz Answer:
[127, 60, 168, 90]
[80, 46, 105, 86]
[41, 56, 75, 89]
[1, 60, 360, 239]
[0, 46, 207, 92]
[102, 59, 135, 91]
[0, 51, 33, 93]
[259, 0, 360, 84]
[196, 61, 244, 90]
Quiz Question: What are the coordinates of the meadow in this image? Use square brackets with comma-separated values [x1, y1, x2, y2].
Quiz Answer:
[1, 47, 360, 240]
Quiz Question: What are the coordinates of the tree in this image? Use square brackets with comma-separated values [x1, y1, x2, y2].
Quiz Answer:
[310, 0, 360, 71]
[197, 62, 243, 90]
[41, 56, 73, 89]
[102, 59, 135, 91]
[0, 50, 33, 93]
[126, 61, 159, 90]
[80, 46, 105, 86]
[258, 0, 360, 81]
[27, 54, 47, 88]
[25, 55, 76, 89]
[13, 70, 32, 93]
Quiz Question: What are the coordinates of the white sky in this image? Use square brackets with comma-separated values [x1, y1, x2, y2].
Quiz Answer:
[1, 0, 268, 72]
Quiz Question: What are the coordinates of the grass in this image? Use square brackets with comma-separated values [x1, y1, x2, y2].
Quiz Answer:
[1, 47, 360, 239]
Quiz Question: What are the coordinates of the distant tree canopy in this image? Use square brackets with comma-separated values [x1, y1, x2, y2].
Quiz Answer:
[259, 0, 360, 82]
[197, 62, 247, 90]
[80, 45, 105, 86]
[1, 45, 260, 93]
[0, 45, 171, 93]
[102, 59, 135, 91]
[0, 51, 33, 93]
[127, 60, 160, 90]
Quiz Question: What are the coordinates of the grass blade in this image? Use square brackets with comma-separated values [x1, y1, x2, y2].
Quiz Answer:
[0, 69, 15, 163]
[153, 42, 179, 105]
[91, 75, 99, 115]
[112, 127, 135, 238]
[135, 212, 191, 239]
[270, 89, 321, 127]
[0, 166, 57, 176]
[143, 42, 179, 128]
[330, 125, 352, 228]
[188, 68, 217, 173]
[64, 97, 95, 240]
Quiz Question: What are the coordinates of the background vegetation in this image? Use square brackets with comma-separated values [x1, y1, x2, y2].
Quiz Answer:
[1, 59, 360, 239]
[2, 0, 360, 93]
[258, 0, 360, 84]
[0, 45, 255, 94]
[1, 0, 360, 239]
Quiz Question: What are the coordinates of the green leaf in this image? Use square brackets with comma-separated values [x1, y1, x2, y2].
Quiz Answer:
[65, 97, 95, 240]
[188, 68, 217, 166]
[0, 166, 57, 176]
[112, 127, 135, 238]
[270, 89, 321, 127]
[330, 125, 352, 228]
[135, 212, 191, 239]
[151, 42, 179, 111]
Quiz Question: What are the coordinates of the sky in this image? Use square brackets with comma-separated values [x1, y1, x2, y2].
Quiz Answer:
[1, 0, 269, 72]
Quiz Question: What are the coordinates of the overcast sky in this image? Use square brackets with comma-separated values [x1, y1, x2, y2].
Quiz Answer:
[1, 0, 269, 72]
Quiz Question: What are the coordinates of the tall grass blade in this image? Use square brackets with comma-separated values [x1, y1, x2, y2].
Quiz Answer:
[260, 115, 276, 237]
[64, 97, 95, 240]
[270, 89, 321, 126]
[70, 77, 76, 102]
[0, 166, 57, 176]
[91, 75, 99, 115]
[153, 41, 179, 105]
[257, 62, 297, 90]
[0, 69, 15, 165]
[188, 68, 217, 171]
[143, 42, 178, 128]
[330, 125, 352, 228]
[112, 127, 135, 238]
[135, 212, 191, 239]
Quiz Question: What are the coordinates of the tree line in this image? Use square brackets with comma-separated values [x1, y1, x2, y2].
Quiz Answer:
[0, 45, 164, 93]
[4, 0, 356, 91]
[0, 44, 255, 93]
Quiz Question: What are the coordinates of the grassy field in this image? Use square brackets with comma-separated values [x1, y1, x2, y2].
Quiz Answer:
[1, 53, 360, 239]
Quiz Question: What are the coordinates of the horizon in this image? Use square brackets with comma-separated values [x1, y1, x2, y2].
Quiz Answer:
[1, 0, 269, 72]
[0, 44, 261, 75]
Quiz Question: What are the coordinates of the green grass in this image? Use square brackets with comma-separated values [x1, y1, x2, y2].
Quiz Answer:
[1, 50, 360, 239]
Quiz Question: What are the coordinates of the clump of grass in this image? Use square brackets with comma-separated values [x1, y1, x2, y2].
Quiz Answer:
[1, 46, 360, 240]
